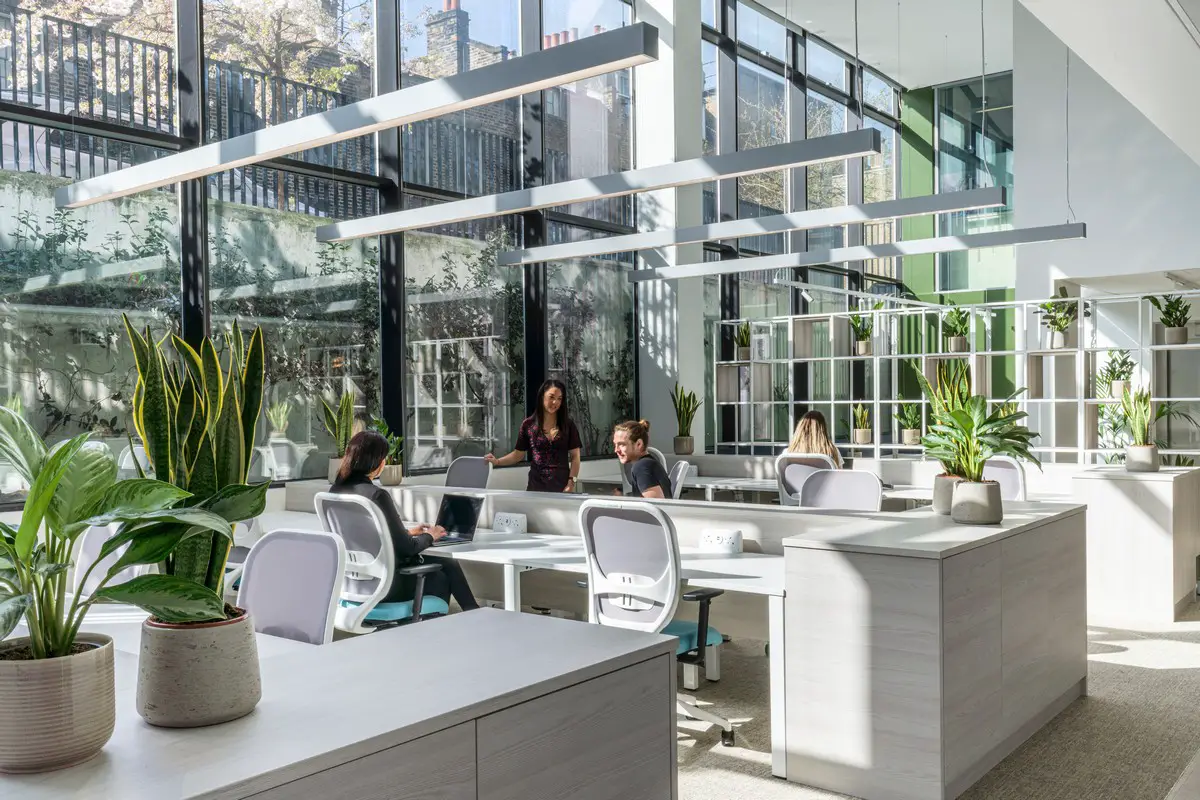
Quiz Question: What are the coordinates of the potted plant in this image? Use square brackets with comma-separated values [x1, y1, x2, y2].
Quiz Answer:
[372, 417, 405, 485]
[266, 400, 292, 439]
[1121, 387, 1160, 472]
[896, 401, 923, 446]
[1097, 349, 1134, 400]
[1145, 294, 1192, 345]
[0, 409, 235, 772]
[943, 304, 971, 352]
[120, 317, 270, 729]
[848, 300, 882, 356]
[1037, 287, 1082, 350]
[735, 322, 751, 361]
[670, 383, 702, 455]
[923, 393, 1040, 524]
[852, 404, 872, 445]
[322, 390, 355, 482]
[916, 359, 973, 514]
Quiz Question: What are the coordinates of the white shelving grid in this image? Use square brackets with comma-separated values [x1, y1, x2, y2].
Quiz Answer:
[711, 290, 1200, 464]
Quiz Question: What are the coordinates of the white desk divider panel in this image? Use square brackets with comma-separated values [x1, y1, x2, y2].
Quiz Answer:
[782, 504, 1088, 800]
[55, 23, 660, 208]
[2, 611, 678, 800]
[315, 129, 881, 242]
[1073, 466, 1200, 625]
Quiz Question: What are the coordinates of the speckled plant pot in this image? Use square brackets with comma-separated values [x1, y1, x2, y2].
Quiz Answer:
[853, 429, 872, 445]
[901, 429, 922, 446]
[327, 457, 342, 483]
[945, 336, 968, 353]
[931, 474, 963, 515]
[0, 633, 115, 773]
[379, 465, 403, 485]
[951, 480, 1004, 525]
[673, 436, 694, 456]
[137, 612, 261, 728]
[1165, 327, 1189, 346]
[1125, 445, 1160, 473]
[855, 340, 871, 356]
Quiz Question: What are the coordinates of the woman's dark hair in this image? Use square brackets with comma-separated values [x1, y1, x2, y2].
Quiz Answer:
[530, 379, 570, 433]
[335, 431, 389, 483]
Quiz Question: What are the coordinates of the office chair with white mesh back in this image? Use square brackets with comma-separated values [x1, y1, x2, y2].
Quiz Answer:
[314, 492, 447, 633]
[982, 455, 1027, 501]
[799, 470, 883, 512]
[237, 529, 344, 645]
[667, 460, 690, 499]
[775, 452, 838, 507]
[577, 498, 735, 746]
[445, 456, 492, 489]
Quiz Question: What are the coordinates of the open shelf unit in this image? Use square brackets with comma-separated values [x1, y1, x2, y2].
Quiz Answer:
[711, 290, 1200, 464]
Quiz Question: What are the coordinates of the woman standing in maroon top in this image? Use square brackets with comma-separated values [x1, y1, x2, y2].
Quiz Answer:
[485, 379, 582, 492]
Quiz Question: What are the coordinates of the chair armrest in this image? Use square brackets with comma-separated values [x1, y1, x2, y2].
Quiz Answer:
[397, 563, 443, 576]
[682, 587, 724, 602]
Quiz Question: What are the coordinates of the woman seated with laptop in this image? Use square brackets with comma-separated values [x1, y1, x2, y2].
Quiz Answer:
[330, 431, 480, 611]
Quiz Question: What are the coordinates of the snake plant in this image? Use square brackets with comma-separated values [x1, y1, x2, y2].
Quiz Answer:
[121, 315, 269, 610]
[322, 391, 356, 458]
[896, 402, 923, 431]
[853, 403, 870, 430]
[670, 383, 702, 438]
[915, 359, 973, 476]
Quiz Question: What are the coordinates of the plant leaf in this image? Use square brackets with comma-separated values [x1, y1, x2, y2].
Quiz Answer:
[240, 327, 265, 478]
[214, 378, 245, 489]
[15, 434, 90, 560]
[0, 592, 32, 640]
[201, 482, 269, 524]
[201, 339, 224, 436]
[142, 347, 174, 483]
[92, 509, 232, 561]
[0, 405, 46, 486]
[86, 479, 192, 521]
[46, 440, 118, 535]
[93, 574, 226, 624]
[105, 523, 208, 575]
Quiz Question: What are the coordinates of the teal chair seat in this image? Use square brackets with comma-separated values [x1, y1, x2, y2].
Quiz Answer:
[339, 597, 449, 623]
[663, 619, 723, 656]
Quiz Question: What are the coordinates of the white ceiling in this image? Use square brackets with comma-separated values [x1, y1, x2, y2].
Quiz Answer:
[1077, 269, 1200, 297]
[757, 0, 1013, 89]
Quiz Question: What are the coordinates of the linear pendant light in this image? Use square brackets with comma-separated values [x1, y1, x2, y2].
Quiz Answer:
[627, 223, 1087, 282]
[315, 128, 882, 242]
[55, 23, 661, 209]
[495, 186, 1005, 266]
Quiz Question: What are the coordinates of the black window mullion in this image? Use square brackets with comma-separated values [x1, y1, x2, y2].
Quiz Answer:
[175, 0, 207, 347]
[377, 0, 406, 440]
[519, 0, 546, 418]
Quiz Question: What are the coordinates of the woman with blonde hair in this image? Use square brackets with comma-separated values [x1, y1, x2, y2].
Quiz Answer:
[612, 419, 672, 499]
[786, 410, 843, 468]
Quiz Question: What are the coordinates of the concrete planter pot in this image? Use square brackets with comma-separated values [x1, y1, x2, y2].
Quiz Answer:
[1165, 326, 1189, 346]
[137, 611, 261, 728]
[736, 346, 751, 362]
[1049, 330, 1067, 350]
[673, 436, 694, 456]
[327, 457, 342, 483]
[951, 480, 1004, 525]
[852, 429, 872, 445]
[379, 465, 403, 486]
[945, 335, 968, 353]
[1109, 380, 1129, 400]
[0, 633, 115, 773]
[855, 339, 871, 357]
[1125, 444, 1160, 473]
[931, 474, 963, 515]
[901, 428, 922, 446]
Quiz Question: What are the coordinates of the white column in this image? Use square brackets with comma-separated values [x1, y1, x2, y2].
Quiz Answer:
[633, 0, 704, 447]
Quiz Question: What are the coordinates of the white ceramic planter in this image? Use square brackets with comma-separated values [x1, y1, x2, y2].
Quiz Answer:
[945, 335, 968, 353]
[379, 464, 403, 486]
[901, 429, 921, 446]
[137, 612, 261, 728]
[0, 633, 115, 773]
[853, 429, 872, 445]
[327, 457, 343, 483]
[1049, 330, 1067, 350]
[1126, 444, 1160, 473]
[1165, 326, 1189, 346]
[931, 474, 962, 515]
[1110, 380, 1129, 400]
[673, 436, 694, 456]
[736, 346, 751, 361]
[855, 339, 871, 356]
[951, 480, 1003, 524]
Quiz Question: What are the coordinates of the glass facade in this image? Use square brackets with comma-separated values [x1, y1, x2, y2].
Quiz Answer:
[936, 72, 1015, 292]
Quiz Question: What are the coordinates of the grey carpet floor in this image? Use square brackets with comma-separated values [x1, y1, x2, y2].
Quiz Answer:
[678, 619, 1200, 800]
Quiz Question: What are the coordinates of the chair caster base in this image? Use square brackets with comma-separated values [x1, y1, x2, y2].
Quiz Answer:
[721, 729, 735, 747]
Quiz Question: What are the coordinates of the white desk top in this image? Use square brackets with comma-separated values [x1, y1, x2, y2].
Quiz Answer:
[1073, 465, 1200, 482]
[428, 530, 785, 597]
[583, 472, 777, 491]
[1, 609, 673, 800]
[782, 502, 1086, 559]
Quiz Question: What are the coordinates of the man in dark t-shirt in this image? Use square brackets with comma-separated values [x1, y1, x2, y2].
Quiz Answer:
[613, 419, 673, 499]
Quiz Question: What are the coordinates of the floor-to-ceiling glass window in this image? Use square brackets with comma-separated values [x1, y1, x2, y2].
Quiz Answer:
[936, 72, 1014, 292]
[0, 2, 180, 500]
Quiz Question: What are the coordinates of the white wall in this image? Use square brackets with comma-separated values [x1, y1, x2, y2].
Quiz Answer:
[1013, 1, 1200, 300]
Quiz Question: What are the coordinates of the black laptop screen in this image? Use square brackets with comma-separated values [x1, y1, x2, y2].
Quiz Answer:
[436, 494, 483, 536]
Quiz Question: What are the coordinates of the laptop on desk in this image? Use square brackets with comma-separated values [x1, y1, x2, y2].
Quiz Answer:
[430, 493, 485, 546]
